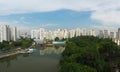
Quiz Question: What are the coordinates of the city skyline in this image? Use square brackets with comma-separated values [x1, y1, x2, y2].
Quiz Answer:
[0, 0, 120, 33]
[30, 27, 120, 45]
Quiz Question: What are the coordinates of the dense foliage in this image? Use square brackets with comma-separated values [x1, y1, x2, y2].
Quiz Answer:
[59, 36, 120, 72]
[0, 38, 33, 51]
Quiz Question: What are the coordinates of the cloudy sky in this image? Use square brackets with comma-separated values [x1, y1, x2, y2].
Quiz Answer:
[0, 0, 120, 33]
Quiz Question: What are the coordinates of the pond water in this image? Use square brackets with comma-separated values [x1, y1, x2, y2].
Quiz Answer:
[0, 46, 65, 72]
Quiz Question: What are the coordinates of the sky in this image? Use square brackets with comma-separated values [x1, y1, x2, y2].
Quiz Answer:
[0, 0, 120, 33]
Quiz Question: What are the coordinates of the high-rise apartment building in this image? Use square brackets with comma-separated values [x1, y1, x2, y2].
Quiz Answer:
[11, 27, 17, 41]
[89, 29, 95, 36]
[104, 30, 109, 38]
[75, 28, 81, 36]
[118, 28, 120, 40]
[39, 28, 45, 40]
[98, 30, 104, 38]
[110, 32, 114, 39]
[0, 25, 17, 42]
[69, 29, 76, 38]
[31, 30, 39, 39]
[30, 28, 96, 40]
[116, 32, 118, 39]
[81, 29, 86, 36]
[63, 29, 69, 38]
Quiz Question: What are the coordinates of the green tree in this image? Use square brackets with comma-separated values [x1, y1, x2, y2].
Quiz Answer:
[59, 36, 120, 72]
[55, 37, 60, 41]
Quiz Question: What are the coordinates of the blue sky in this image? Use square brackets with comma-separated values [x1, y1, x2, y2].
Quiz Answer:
[0, 0, 120, 33]
[0, 10, 94, 29]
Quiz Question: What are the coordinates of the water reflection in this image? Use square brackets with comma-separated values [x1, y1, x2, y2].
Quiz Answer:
[22, 53, 31, 57]
[0, 46, 65, 72]
[0, 55, 18, 72]
[39, 47, 65, 55]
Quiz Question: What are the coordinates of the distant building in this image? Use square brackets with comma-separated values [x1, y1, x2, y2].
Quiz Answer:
[89, 29, 95, 36]
[11, 27, 17, 41]
[118, 28, 120, 40]
[39, 28, 45, 40]
[104, 30, 109, 38]
[82, 29, 86, 36]
[34, 39, 43, 44]
[116, 32, 118, 40]
[98, 30, 104, 38]
[75, 28, 81, 36]
[69, 29, 75, 38]
[0, 25, 17, 42]
[110, 32, 114, 39]
[31, 30, 39, 39]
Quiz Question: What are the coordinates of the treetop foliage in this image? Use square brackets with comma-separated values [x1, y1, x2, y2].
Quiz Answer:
[59, 36, 120, 72]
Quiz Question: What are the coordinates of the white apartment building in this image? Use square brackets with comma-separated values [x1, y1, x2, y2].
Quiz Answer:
[81, 29, 86, 36]
[31, 30, 39, 39]
[0, 25, 17, 42]
[89, 29, 96, 36]
[75, 28, 81, 36]
[39, 28, 45, 40]
[30, 27, 120, 46]
[104, 30, 109, 38]
[31, 28, 96, 40]
[63, 29, 69, 38]
[69, 29, 76, 38]
[110, 32, 114, 39]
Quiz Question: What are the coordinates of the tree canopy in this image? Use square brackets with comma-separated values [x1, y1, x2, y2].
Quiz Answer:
[0, 38, 33, 51]
[59, 36, 120, 72]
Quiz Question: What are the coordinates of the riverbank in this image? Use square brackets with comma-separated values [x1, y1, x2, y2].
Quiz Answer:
[0, 38, 34, 59]
[0, 48, 30, 59]
[0, 38, 33, 52]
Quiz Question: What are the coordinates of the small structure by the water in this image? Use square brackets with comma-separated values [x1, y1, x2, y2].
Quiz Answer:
[33, 39, 45, 47]
[20, 49, 34, 54]
[53, 41, 65, 45]
[34, 39, 43, 44]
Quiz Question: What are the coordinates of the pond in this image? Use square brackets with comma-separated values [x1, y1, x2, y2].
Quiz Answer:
[0, 46, 65, 72]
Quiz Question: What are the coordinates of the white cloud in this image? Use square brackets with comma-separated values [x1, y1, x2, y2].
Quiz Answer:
[0, 0, 117, 15]
[90, 0, 120, 25]
[91, 10, 120, 24]
[0, 21, 18, 26]
[0, 0, 120, 28]
[18, 26, 34, 33]
[93, 24, 118, 31]
[40, 23, 58, 27]
[38, 23, 59, 30]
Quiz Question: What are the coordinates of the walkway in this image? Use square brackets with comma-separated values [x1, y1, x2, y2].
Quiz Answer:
[0, 48, 29, 59]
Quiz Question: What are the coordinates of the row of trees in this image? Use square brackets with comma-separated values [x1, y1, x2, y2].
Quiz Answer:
[0, 38, 33, 51]
[59, 36, 120, 72]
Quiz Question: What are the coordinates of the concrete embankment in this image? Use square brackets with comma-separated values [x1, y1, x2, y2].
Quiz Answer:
[0, 49, 29, 59]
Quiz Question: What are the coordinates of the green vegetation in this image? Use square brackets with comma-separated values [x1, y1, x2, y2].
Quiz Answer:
[54, 37, 66, 41]
[59, 36, 120, 72]
[0, 38, 33, 51]
[55, 37, 60, 41]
